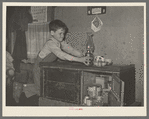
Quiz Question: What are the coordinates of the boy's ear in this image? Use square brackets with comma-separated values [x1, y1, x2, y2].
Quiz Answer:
[50, 30, 55, 35]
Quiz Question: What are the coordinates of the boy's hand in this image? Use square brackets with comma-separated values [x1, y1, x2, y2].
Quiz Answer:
[81, 56, 93, 65]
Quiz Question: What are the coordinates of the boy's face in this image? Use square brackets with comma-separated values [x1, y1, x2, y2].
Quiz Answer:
[51, 28, 65, 42]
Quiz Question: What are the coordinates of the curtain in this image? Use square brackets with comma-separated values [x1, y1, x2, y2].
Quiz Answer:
[26, 22, 50, 63]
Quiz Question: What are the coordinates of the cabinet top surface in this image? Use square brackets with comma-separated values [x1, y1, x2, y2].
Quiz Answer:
[39, 61, 134, 73]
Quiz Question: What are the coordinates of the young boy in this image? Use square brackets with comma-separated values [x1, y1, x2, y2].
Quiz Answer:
[23, 20, 92, 99]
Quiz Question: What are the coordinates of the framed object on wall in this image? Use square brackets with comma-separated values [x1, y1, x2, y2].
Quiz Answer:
[87, 6, 106, 15]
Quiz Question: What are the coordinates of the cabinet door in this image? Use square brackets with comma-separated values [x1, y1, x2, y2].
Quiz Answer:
[43, 68, 81, 104]
[108, 73, 124, 106]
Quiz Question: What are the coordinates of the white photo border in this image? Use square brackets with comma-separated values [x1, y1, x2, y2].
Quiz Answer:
[2, 2, 147, 117]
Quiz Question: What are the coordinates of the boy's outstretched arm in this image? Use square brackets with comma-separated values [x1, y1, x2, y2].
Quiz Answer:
[61, 41, 84, 57]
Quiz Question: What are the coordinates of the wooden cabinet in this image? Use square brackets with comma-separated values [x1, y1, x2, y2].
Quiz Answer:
[39, 61, 135, 106]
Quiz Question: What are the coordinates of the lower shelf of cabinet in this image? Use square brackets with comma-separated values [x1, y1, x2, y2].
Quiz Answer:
[39, 97, 140, 106]
[39, 97, 78, 106]
[39, 97, 110, 106]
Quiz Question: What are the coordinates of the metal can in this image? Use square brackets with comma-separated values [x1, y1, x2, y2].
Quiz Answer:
[84, 96, 89, 104]
[88, 86, 96, 98]
[96, 96, 102, 101]
[86, 99, 92, 106]
[102, 92, 109, 104]
[96, 85, 102, 96]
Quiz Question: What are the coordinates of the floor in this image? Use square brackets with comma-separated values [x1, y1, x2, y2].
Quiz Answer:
[19, 92, 39, 106]
[6, 92, 39, 106]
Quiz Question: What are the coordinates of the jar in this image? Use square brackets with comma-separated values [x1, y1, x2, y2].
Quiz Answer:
[88, 86, 96, 98]
[86, 99, 92, 106]
[96, 85, 102, 97]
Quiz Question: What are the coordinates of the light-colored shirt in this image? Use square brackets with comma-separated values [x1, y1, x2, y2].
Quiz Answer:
[39, 37, 82, 61]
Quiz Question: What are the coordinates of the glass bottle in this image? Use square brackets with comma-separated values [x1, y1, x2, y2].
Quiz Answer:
[85, 32, 94, 66]
[86, 32, 95, 53]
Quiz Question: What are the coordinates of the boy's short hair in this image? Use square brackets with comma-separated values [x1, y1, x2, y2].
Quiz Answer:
[49, 19, 68, 33]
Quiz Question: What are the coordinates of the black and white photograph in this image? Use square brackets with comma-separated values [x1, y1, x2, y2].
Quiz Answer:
[2, 2, 146, 117]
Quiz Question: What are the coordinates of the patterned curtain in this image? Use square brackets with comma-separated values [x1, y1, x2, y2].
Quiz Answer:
[26, 22, 50, 63]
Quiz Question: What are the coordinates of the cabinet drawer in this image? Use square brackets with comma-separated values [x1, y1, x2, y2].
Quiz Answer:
[44, 68, 80, 84]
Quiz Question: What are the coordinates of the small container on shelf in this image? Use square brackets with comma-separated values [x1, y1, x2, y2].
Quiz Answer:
[102, 91, 109, 104]
[83, 96, 90, 105]
[88, 86, 96, 98]
[86, 98, 93, 106]
[96, 85, 102, 97]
